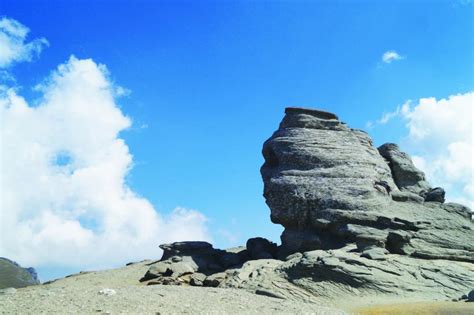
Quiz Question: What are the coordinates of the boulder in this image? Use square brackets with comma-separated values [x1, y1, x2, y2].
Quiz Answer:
[189, 273, 206, 286]
[423, 187, 446, 203]
[377, 143, 431, 194]
[169, 261, 196, 278]
[203, 272, 226, 287]
[246, 237, 278, 260]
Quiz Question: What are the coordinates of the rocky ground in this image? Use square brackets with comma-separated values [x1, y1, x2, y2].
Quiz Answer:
[0, 260, 347, 314]
[1, 260, 472, 314]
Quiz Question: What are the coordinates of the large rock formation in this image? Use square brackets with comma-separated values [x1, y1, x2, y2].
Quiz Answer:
[261, 107, 473, 262]
[141, 107, 473, 303]
[0, 258, 40, 289]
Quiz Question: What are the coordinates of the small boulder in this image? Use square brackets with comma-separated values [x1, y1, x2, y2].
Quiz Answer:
[203, 272, 226, 287]
[140, 262, 171, 281]
[169, 261, 196, 278]
[189, 273, 206, 286]
[246, 237, 278, 260]
[468, 289, 474, 302]
[423, 187, 445, 203]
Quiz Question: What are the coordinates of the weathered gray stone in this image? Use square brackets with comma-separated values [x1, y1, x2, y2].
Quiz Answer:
[423, 187, 446, 203]
[279, 247, 474, 301]
[246, 237, 278, 260]
[261, 107, 474, 263]
[261, 107, 398, 254]
[390, 191, 424, 203]
[203, 272, 226, 287]
[189, 273, 206, 286]
[378, 143, 431, 194]
[361, 247, 387, 260]
[219, 252, 242, 268]
[169, 262, 196, 278]
[139, 262, 171, 281]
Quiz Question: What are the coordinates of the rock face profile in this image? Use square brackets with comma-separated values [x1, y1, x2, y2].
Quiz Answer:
[261, 107, 473, 262]
[141, 107, 473, 303]
[0, 257, 40, 289]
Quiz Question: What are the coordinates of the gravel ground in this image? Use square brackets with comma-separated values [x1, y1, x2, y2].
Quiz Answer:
[0, 260, 347, 314]
[353, 301, 474, 315]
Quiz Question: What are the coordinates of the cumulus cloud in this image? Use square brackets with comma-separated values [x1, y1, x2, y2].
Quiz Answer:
[0, 17, 48, 68]
[382, 50, 403, 64]
[0, 55, 210, 269]
[371, 92, 474, 209]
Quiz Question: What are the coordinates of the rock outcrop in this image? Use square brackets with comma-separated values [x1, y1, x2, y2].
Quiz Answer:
[261, 107, 473, 262]
[0, 258, 40, 289]
[141, 107, 473, 303]
[139, 239, 279, 286]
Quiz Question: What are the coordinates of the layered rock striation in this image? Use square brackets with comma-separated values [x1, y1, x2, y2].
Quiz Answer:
[261, 107, 473, 262]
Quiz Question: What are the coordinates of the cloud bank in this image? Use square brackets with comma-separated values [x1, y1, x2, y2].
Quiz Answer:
[370, 92, 474, 209]
[0, 19, 210, 270]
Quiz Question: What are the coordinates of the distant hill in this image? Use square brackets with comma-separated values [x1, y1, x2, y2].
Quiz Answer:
[0, 257, 40, 289]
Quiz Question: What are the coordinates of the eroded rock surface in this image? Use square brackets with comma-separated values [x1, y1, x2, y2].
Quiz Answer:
[261, 107, 473, 262]
[140, 239, 278, 286]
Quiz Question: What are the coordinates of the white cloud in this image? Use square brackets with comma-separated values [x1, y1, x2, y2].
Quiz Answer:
[366, 101, 410, 128]
[372, 92, 474, 209]
[0, 55, 211, 270]
[0, 17, 48, 68]
[382, 50, 404, 64]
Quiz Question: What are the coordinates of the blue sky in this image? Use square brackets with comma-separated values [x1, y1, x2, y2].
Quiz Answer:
[0, 1, 472, 281]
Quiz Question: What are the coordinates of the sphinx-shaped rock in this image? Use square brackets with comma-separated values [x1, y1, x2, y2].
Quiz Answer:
[261, 107, 473, 262]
